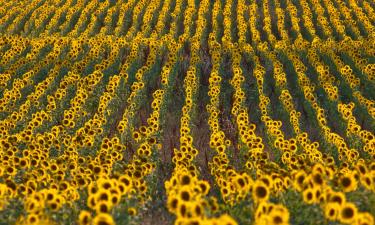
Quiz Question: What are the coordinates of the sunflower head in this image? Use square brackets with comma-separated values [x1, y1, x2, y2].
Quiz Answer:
[338, 203, 358, 224]
[92, 213, 115, 225]
[252, 181, 269, 203]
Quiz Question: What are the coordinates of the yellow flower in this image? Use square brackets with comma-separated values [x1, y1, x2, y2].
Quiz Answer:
[92, 213, 115, 225]
[338, 202, 358, 224]
[252, 181, 269, 203]
[302, 188, 315, 204]
[340, 173, 357, 192]
[128, 207, 137, 216]
[78, 210, 92, 225]
[324, 202, 340, 221]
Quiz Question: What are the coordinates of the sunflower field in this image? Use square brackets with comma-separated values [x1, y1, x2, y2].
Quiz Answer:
[0, 0, 375, 224]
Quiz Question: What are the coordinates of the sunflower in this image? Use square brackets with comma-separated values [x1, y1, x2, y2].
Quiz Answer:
[95, 201, 111, 214]
[355, 162, 368, 176]
[234, 175, 247, 190]
[87, 194, 97, 209]
[360, 173, 372, 190]
[179, 173, 192, 186]
[48, 199, 61, 212]
[340, 173, 357, 192]
[179, 188, 191, 202]
[254, 201, 269, 221]
[269, 212, 288, 225]
[328, 191, 346, 205]
[132, 131, 141, 141]
[92, 213, 115, 225]
[25, 198, 42, 213]
[252, 181, 269, 203]
[26, 213, 39, 224]
[324, 202, 340, 221]
[95, 189, 111, 204]
[216, 214, 238, 225]
[302, 188, 315, 204]
[167, 196, 179, 213]
[312, 173, 324, 186]
[356, 212, 374, 225]
[338, 202, 358, 224]
[88, 183, 98, 195]
[118, 175, 132, 190]
[293, 170, 306, 191]
[198, 181, 210, 195]
[191, 202, 204, 217]
[177, 202, 188, 218]
[78, 210, 91, 225]
[209, 197, 219, 212]
[128, 207, 137, 216]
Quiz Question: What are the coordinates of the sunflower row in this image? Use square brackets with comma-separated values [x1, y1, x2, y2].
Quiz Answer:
[234, 47, 293, 225]
[119, 42, 181, 212]
[165, 30, 238, 225]
[0, 0, 375, 224]
[117, 40, 158, 136]
[337, 102, 375, 154]
[164, 0, 239, 224]
[0, 36, 140, 223]
[2, 0, 375, 43]
[249, 45, 373, 225]
[207, 39, 252, 207]
[280, 46, 375, 225]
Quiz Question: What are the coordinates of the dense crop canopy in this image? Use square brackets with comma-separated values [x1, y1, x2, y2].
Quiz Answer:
[0, 0, 374, 224]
